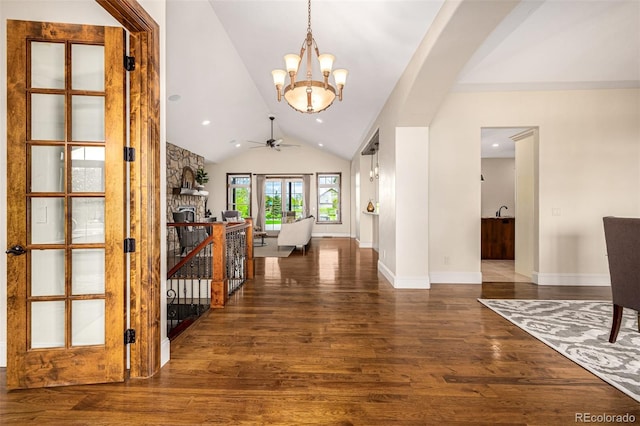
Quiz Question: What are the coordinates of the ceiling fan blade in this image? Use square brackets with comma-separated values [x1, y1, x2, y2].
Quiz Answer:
[279, 143, 299, 148]
[249, 145, 265, 149]
[273, 138, 283, 146]
[246, 140, 264, 145]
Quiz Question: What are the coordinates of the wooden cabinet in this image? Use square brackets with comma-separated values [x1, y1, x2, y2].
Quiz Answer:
[481, 218, 515, 259]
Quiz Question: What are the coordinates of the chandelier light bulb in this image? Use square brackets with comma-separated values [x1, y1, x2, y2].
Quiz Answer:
[271, 69, 286, 87]
[318, 54, 335, 74]
[284, 54, 301, 73]
[271, 70, 287, 101]
[333, 69, 348, 87]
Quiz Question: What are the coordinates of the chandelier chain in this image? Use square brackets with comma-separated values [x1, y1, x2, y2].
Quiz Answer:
[307, 0, 312, 33]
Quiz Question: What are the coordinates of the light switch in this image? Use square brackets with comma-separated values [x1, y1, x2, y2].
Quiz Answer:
[552, 208, 561, 216]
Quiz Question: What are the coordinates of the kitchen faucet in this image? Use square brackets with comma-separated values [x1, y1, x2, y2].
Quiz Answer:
[496, 205, 508, 217]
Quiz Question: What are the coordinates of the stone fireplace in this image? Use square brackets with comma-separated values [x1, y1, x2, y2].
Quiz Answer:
[166, 142, 206, 222]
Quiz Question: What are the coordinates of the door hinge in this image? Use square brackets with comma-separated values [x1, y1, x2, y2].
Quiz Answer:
[124, 55, 135, 71]
[124, 147, 136, 162]
[124, 238, 136, 253]
[124, 329, 136, 344]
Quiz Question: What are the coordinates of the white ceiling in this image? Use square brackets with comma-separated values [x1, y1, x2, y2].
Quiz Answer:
[166, 0, 640, 164]
[481, 127, 528, 158]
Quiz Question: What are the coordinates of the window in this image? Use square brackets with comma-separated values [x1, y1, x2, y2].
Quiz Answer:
[264, 178, 303, 232]
[317, 173, 341, 223]
[227, 173, 251, 217]
[285, 179, 304, 219]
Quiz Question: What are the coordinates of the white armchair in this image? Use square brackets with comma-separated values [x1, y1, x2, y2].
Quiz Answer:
[277, 216, 314, 253]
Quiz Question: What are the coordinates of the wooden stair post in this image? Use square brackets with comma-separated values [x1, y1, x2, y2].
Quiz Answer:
[211, 222, 228, 307]
[245, 218, 254, 280]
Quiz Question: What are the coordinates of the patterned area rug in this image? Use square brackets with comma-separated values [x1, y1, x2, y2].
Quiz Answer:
[478, 299, 640, 402]
[254, 238, 295, 258]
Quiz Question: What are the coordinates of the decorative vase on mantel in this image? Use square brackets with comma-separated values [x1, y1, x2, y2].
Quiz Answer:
[366, 200, 375, 213]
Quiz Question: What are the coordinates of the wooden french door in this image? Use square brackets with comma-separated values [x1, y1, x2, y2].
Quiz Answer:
[5, 20, 126, 389]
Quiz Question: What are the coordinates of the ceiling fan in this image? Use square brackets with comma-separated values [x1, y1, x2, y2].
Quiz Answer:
[246, 115, 299, 151]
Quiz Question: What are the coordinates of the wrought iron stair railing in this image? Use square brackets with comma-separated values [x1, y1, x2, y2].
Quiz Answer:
[166, 219, 254, 339]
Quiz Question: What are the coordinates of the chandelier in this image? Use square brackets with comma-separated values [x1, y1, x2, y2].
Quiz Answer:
[271, 0, 348, 114]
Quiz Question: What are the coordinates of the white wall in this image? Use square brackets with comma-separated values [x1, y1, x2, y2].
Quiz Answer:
[204, 141, 352, 237]
[393, 127, 429, 288]
[358, 154, 377, 248]
[481, 158, 515, 218]
[0, 0, 168, 368]
[351, 1, 518, 285]
[351, 159, 359, 240]
[429, 89, 640, 285]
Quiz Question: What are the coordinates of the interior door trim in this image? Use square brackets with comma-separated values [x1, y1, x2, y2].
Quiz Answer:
[96, 0, 161, 378]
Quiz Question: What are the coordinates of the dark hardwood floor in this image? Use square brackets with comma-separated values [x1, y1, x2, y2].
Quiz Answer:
[2, 238, 638, 424]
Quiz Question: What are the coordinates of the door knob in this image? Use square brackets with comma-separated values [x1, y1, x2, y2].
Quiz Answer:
[5, 245, 26, 256]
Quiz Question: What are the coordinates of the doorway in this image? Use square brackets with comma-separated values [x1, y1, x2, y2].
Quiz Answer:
[480, 127, 537, 283]
[264, 178, 303, 233]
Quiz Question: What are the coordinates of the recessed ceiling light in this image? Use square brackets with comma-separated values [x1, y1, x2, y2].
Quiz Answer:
[168, 94, 181, 101]
[202, 120, 211, 126]
[492, 143, 499, 147]
[318, 143, 324, 147]
[316, 118, 323, 123]
[235, 143, 241, 148]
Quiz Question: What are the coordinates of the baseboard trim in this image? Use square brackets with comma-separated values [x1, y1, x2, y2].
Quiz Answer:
[312, 232, 351, 238]
[377, 260, 395, 286]
[161, 337, 170, 366]
[430, 272, 482, 284]
[533, 272, 611, 286]
[356, 239, 373, 248]
[395, 277, 431, 289]
[377, 260, 430, 289]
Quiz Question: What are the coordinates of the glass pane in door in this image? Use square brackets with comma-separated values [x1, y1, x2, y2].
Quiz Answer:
[31, 42, 64, 89]
[72, 300, 105, 346]
[72, 249, 105, 295]
[71, 44, 104, 91]
[71, 146, 105, 192]
[30, 197, 65, 244]
[31, 301, 65, 348]
[71, 96, 105, 142]
[71, 198, 105, 243]
[31, 145, 65, 193]
[287, 180, 304, 219]
[31, 94, 65, 141]
[265, 180, 283, 232]
[31, 249, 65, 296]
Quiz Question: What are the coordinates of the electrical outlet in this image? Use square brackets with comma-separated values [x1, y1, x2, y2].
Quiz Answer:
[552, 208, 561, 216]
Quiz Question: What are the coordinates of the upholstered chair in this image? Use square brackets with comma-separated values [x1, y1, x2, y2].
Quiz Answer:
[603, 216, 640, 343]
[221, 210, 242, 222]
[173, 211, 207, 255]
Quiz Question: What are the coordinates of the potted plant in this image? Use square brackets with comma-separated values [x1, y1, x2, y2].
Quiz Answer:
[195, 168, 209, 189]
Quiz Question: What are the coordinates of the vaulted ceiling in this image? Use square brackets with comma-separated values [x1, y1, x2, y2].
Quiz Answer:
[166, 0, 640, 164]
